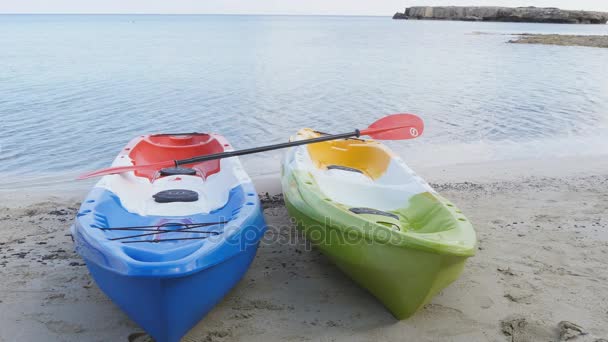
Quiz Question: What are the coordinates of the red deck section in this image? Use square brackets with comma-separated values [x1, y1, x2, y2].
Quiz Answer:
[127, 134, 225, 181]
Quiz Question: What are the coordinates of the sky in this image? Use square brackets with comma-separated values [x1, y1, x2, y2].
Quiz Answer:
[1, 0, 607, 16]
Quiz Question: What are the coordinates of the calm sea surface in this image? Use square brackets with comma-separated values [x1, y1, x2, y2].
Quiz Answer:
[1, 15, 607, 191]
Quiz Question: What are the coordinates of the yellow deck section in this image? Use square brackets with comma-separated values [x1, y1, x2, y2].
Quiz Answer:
[298, 129, 391, 179]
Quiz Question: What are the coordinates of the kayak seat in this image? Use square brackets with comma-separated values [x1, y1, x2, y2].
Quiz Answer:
[159, 167, 197, 176]
[327, 165, 364, 174]
[128, 134, 224, 181]
[306, 139, 391, 179]
[153, 189, 199, 203]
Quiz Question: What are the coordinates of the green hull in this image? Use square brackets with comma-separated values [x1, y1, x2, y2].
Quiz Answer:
[284, 194, 469, 319]
[281, 164, 476, 319]
[281, 130, 476, 318]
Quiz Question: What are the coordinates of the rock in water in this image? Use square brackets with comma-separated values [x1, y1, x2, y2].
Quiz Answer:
[392, 6, 608, 24]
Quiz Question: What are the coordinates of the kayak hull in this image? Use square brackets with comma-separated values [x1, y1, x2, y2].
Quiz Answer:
[284, 198, 467, 319]
[82, 239, 260, 342]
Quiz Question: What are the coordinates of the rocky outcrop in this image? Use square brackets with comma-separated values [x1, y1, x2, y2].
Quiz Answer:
[508, 34, 608, 48]
[392, 6, 608, 24]
[392, 12, 408, 20]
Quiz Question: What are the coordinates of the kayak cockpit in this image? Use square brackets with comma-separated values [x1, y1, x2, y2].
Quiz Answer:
[305, 135, 391, 180]
[288, 128, 476, 252]
[77, 186, 247, 263]
[128, 133, 225, 180]
[74, 132, 263, 270]
[93, 133, 246, 216]
[293, 129, 429, 211]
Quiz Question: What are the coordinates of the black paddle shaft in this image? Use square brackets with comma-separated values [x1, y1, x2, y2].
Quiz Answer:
[175, 129, 360, 166]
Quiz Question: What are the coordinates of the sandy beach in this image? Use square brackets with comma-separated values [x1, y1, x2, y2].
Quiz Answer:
[1, 155, 607, 342]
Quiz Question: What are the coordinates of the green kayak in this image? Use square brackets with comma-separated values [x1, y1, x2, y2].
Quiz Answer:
[281, 129, 477, 319]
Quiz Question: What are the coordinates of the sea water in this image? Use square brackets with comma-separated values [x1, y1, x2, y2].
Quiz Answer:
[1, 15, 607, 191]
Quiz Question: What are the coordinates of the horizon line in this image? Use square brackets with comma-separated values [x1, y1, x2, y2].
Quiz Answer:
[0, 12, 392, 17]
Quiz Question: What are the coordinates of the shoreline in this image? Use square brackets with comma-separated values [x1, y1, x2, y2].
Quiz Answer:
[2, 154, 607, 206]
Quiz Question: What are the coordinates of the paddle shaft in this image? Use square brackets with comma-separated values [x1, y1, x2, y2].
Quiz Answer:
[77, 113, 423, 180]
[175, 130, 360, 166]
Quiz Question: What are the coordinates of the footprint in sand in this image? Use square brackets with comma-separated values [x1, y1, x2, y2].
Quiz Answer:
[478, 295, 494, 309]
[501, 316, 554, 342]
[501, 316, 600, 342]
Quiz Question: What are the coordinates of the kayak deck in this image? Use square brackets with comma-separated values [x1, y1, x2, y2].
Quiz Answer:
[76, 186, 248, 264]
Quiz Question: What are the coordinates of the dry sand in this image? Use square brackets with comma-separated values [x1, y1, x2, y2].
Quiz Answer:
[1, 156, 607, 342]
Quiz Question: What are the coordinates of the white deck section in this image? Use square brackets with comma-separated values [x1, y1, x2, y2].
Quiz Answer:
[285, 138, 434, 211]
[96, 155, 251, 216]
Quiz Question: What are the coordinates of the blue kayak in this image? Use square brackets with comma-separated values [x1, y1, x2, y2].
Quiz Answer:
[71, 133, 267, 342]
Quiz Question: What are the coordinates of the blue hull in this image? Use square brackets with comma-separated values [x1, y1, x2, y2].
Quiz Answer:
[84, 242, 259, 342]
[73, 183, 266, 342]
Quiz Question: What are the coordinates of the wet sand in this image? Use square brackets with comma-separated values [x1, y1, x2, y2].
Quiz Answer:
[1, 156, 607, 341]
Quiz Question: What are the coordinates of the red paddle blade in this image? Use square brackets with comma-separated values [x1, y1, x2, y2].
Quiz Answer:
[360, 113, 424, 140]
[77, 160, 174, 180]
